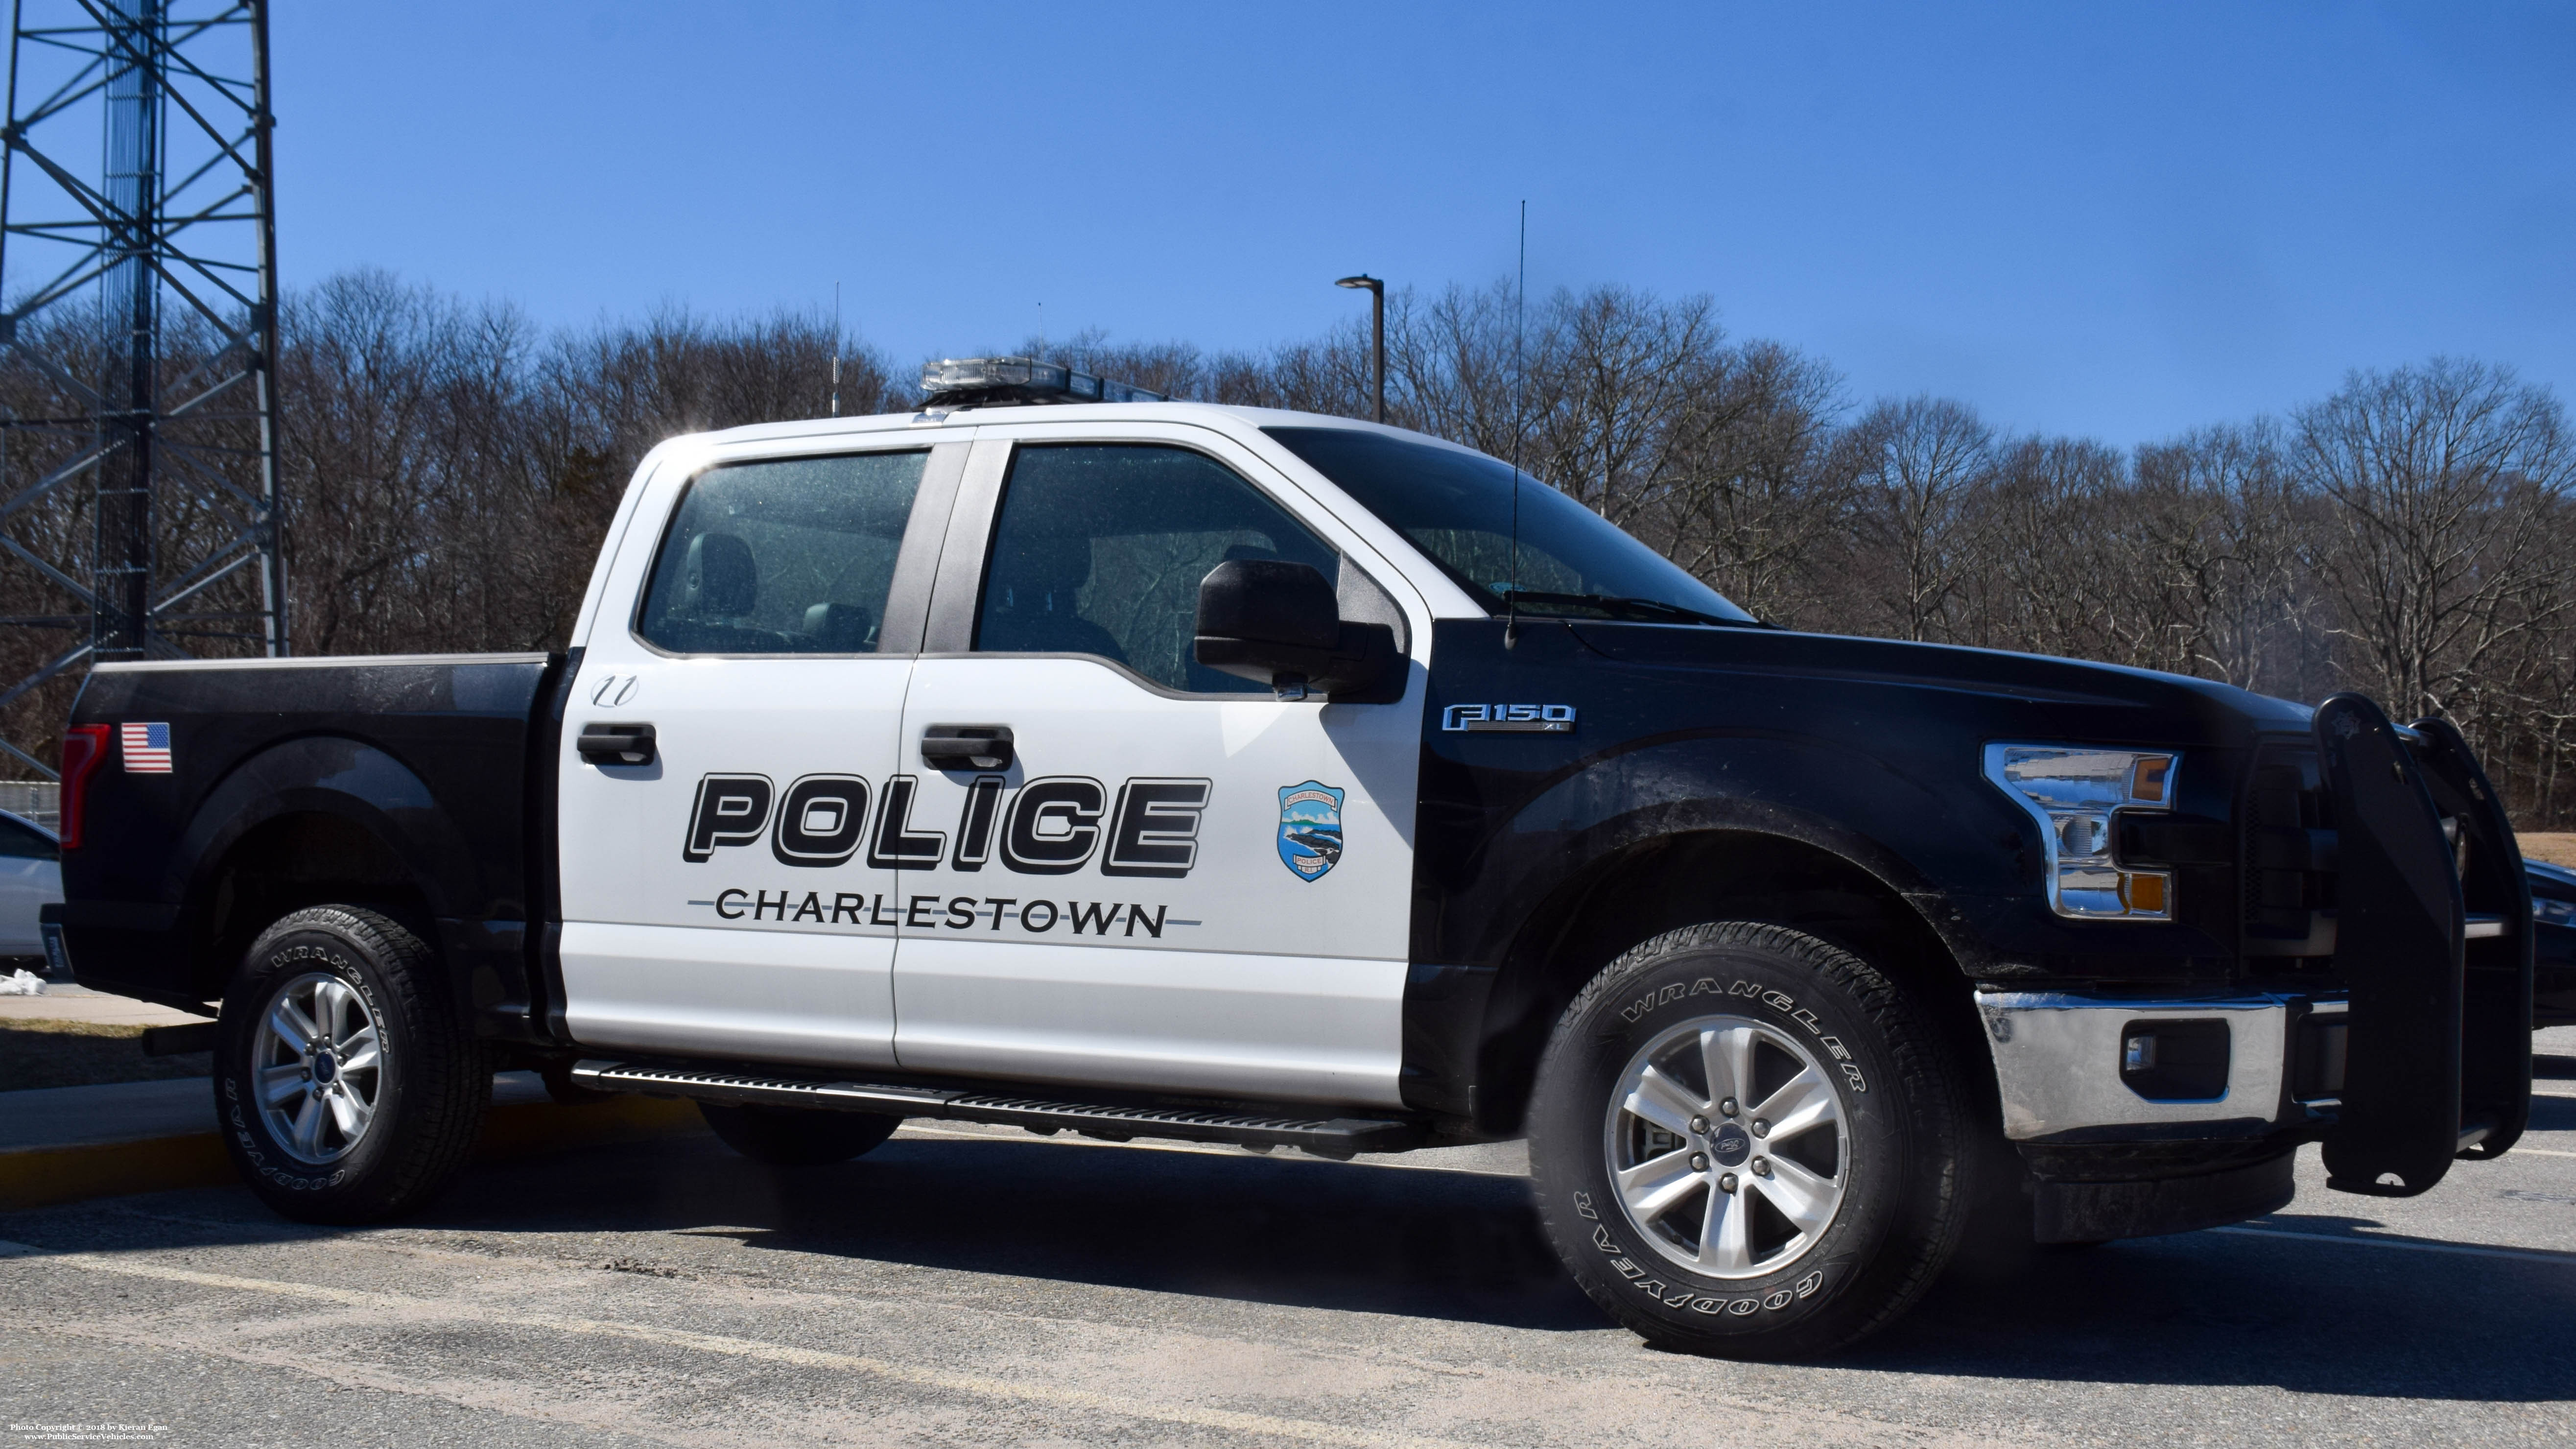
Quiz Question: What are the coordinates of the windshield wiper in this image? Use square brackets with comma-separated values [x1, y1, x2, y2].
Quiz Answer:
[1499, 590, 1765, 629]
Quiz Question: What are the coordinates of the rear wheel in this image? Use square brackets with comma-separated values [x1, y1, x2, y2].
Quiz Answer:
[1528, 921, 1973, 1358]
[215, 906, 489, 1223]
[700, 1102, 900, 1165]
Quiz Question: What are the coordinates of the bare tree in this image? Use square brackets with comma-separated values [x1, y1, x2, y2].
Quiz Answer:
[2128, 421, 2320, 693]
[2294, 358, 2575, 723]
[1840, 396, 1995, 641]
[1521, 286, 1726, 535]
[1658, 340, 1850, 625]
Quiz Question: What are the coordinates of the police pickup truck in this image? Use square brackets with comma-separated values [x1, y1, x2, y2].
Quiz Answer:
[53, 358, 2534, 1358]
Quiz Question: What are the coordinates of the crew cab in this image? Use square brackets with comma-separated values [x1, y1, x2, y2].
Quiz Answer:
[52, 360, 2535, 1357]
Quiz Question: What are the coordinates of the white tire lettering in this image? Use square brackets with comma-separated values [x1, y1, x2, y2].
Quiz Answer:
[1598, 961, 1870, 1323]
[1621, 1275, 1818, 1316]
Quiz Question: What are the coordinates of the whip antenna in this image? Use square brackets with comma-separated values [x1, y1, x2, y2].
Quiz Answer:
[1506, 200, 1528, 648]
[829, 281, 842, 416]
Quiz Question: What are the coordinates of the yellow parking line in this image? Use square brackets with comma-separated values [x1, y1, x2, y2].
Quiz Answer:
[0, 1242, 1487, 1449]
[0, 1134, 235, 1212]
[0, 1095, 701, 1213]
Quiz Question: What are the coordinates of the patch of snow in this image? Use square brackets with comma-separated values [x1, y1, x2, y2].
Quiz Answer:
[0, 968, 45, 995]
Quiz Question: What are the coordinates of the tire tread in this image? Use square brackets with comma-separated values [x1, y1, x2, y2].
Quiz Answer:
[224, 905, 489, 1222]
[1532, 920, 1972, 1358]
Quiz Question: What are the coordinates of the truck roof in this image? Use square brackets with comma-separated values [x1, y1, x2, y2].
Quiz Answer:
[683, 401, 1425, 451]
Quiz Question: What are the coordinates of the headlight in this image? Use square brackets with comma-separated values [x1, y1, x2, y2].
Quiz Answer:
[1984, 744, 2180, 921]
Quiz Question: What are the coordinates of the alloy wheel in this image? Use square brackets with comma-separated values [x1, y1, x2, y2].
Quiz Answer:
[1603, 1013, 1848, 1279]
[250, 971, 384, 1164]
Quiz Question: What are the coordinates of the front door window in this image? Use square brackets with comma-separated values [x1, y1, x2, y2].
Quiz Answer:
[976, 444, 1340, 692]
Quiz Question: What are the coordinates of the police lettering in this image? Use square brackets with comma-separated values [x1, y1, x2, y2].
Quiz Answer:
[685, 771, 1211, 879]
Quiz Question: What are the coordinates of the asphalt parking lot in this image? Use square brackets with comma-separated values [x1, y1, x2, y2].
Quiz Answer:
[6, 1031, 2574, 1448]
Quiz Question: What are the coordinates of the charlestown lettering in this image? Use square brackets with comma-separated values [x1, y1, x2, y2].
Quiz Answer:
[709, 889, 1180, 937]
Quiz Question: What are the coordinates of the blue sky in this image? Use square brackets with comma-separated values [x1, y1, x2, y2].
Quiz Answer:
[272, 2, 2573, 446]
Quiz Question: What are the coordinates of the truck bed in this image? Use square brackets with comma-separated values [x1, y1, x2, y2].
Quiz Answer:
[60, 652, 569, 1034]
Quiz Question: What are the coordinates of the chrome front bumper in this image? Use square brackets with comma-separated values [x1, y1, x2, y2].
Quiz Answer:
[1976, 990, 2346, 1143]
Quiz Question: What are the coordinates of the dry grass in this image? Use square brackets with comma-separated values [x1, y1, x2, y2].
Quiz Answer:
[2524, 833, 2576, 870]
[0, 1018, 210, 1093]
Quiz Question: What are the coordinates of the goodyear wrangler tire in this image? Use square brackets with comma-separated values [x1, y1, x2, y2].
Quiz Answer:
[699, 1102, 901, 1165]
[215, 906, 490, 1224]
[1529, 922, 1972, 1358]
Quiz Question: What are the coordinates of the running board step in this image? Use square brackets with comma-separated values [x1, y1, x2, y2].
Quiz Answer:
[567, 1059, 1422, 1159]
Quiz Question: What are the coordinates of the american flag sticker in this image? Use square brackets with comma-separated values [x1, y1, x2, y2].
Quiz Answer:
[121, 721, 173, 773]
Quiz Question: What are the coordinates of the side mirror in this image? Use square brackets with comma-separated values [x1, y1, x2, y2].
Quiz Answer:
[1194, 559, 1398, 702]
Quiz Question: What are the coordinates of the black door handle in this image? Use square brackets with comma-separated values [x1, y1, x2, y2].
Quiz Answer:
[578, 721, 657, 766]
[922, 724, 1013, 771]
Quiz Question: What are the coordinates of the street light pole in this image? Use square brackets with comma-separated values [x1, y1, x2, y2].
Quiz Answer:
[1335, 274, 1385, 424]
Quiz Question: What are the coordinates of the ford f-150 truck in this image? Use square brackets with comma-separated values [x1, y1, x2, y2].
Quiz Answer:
[52, 358, 2534, 1358]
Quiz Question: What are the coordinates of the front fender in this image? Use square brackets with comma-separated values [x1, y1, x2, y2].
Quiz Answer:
[1424, 730, 2022, 979]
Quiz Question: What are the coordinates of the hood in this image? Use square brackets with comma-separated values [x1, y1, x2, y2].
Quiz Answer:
[1565, 620, 2315, 747]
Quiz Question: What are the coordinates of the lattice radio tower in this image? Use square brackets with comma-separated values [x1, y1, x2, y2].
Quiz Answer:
[0, 0, 283, 779]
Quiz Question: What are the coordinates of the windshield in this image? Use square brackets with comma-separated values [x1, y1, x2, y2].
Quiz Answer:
[1264, 427, 1757, 624]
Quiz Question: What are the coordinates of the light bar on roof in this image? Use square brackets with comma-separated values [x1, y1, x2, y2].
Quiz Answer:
[919, 356, 1168, 407]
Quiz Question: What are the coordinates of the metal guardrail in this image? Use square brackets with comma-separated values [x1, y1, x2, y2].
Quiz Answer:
[0, 781, 57, 830]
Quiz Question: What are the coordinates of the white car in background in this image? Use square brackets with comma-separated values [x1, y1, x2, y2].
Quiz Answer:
[0, 807, 61, 962]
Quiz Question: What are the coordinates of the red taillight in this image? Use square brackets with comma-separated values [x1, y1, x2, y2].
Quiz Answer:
[59, 723, 110, 850]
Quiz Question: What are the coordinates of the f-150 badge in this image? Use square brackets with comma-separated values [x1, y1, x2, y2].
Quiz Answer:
[1442, 703, 1576, 733]
[1277, 782, 1345, 881]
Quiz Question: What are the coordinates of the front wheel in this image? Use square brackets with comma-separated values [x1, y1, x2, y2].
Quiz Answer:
[1528, 922, 1973, 1358]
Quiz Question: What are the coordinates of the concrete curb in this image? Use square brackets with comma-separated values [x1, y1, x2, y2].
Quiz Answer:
[0, 1093, 704, 1212]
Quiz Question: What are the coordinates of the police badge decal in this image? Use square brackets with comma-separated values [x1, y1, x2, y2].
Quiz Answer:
[1276, 782, 1345, 880]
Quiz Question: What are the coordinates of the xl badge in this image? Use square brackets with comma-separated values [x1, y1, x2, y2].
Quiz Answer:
[1277, 782, 1345, 881]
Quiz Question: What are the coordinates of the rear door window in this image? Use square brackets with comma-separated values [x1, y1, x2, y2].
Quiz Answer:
[637, 451, 929, 655]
